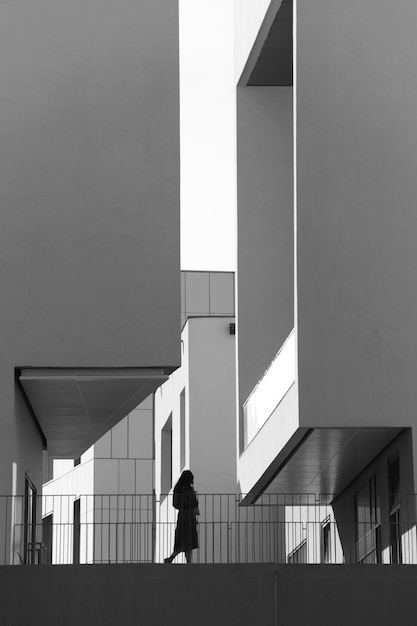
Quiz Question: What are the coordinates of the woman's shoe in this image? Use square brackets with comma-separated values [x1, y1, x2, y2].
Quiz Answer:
[164, 557, 172, 563]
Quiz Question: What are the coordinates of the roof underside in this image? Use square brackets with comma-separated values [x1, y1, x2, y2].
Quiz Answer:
[261, 426, 404, 502]
[19, 368, 170, 458]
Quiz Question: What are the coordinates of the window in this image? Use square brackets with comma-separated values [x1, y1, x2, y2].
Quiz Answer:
[388, 455, 402, 563]
[161, 414, 173, 496]
[42, 514, 53, 564]
[73, 499, 81, 564]
[180, 389, 186, 470]
[321, 517, 331, 563]
[24, 475, 37, 564]
[355, 474, 381, 563]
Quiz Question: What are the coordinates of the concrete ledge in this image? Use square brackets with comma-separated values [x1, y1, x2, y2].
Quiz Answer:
[1, 564, 417, 626]
[0, 564, 276, 626]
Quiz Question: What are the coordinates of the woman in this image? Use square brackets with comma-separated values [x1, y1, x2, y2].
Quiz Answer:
[164, 469, 199, 564]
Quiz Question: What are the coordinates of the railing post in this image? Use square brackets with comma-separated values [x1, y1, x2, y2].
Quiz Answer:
[152, 491, 157, 564]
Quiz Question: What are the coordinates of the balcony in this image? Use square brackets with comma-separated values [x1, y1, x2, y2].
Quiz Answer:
[239, 329, 300, 497]
[239, 327, 405, 499]
[242, 329, 296, 449]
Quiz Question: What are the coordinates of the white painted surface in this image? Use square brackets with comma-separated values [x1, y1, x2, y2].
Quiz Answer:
[154, 328, 190, 498]
[187, 317, 237, 494]
[43, 459, 95, 563]
[154, 308, 236, 561]
[237, 384, 298, 495]
[155, 303, 236, 496]
[235, 0, 417, 499]
[243, 330, 295, 447]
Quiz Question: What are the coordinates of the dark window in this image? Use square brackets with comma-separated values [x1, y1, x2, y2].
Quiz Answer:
[355, 474, 381, 563]
[42, 514, 53, 564]
[24, 475, 37, 564]
[321, 517, 331, 563]
[161, 414, 173, 496]
[388, 455, 402, 564]
[73, 499, 81, 564]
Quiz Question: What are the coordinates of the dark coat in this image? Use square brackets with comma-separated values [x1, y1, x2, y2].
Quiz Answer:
[173, 487, 199, 552]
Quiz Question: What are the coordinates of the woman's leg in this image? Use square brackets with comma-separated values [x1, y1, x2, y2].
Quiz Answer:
[184, 550, 192, 564]
[164, 550, 180, 563]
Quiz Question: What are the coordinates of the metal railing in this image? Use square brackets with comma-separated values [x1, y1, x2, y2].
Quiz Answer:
[0, 493, 416, 565]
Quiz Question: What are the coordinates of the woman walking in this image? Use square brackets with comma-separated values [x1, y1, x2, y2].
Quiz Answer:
[164, 470, 199, 564]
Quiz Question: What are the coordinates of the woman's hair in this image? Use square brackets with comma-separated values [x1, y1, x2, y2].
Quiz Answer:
[174, 469, 194, 493]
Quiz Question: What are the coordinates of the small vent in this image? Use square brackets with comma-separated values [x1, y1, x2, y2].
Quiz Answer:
[229, 323, 236, 335]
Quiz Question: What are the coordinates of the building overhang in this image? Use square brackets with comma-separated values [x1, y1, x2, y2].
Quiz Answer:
[18, 367, 172, 459]
[240, 424, 404, 505]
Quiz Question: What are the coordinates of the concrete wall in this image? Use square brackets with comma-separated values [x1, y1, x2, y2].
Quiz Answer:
[0, 387, 44, 564]
[2, 564, 417, 626]
[0, 0, 180, 370]
[154, 312, 236, 563]
[155, 316, 237, 497]
[13, 386, 45, 496]
[0, 373, 44, 501]
[188, 317, 236, 494]
[181, 271, 235, 328]
[237, 87, 293, 417]
[0, 0, 180, 494]
[0, 377, 44, 565]
[296, 1, 417, 441]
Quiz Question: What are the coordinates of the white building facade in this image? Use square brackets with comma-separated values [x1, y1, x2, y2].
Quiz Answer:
[235, 0, 417, 564]
[42, 272, 237, 564]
